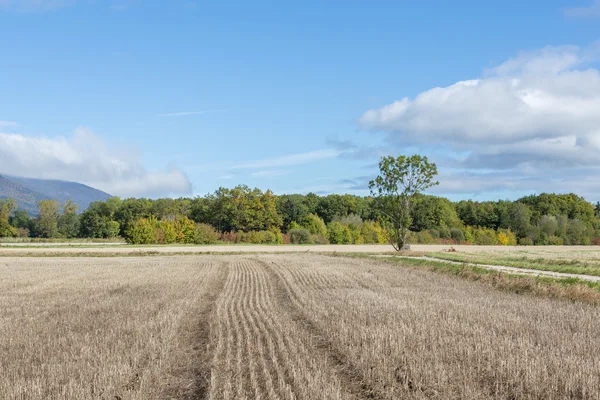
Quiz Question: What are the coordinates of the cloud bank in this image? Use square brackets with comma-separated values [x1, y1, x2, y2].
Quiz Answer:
[358, 43, 600, 200]
[0, 127, 192, 197]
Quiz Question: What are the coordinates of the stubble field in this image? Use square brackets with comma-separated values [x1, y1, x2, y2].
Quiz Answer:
[1, 254, 599, 399]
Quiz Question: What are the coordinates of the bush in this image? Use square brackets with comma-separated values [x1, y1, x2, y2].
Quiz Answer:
[289, 228, 313, 244]
[439, 227, 451, 239]
[360, 221, 387, 244]
[301, 214, 327, 236]
[238, 230, 278, 244]
[125, 218, 157, 244]
[220, 231, 239, 243]
[497, 229, 517, 246]
[270, 228, 284, 244]
[0, 221, 17, 238]
[158, 220, 177, 244]
[176, 217, 196, 244]
[311, 234, 329, 244]
[547, 235, 564, 245]
[450, 228, 465, 243]
[194, 223, 220, 244]
[416, 230, 435, 244]
[327, 222, 352, 244]
[519, 237, 534, 246]
[473, 227, 498, 245]
[348, 224, 362, 244]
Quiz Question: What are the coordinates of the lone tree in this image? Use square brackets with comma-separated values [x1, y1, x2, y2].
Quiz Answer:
[369, 155, 439, 251]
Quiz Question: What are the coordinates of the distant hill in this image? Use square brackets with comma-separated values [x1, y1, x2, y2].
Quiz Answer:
[0, 175, 112, 214]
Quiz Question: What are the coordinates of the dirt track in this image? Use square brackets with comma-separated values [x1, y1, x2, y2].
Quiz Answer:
[1, 243, 599, 255]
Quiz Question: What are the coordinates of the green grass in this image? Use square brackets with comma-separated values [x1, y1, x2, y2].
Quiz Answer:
[427, 252, 600, 277]
[329, 253, 600, 305]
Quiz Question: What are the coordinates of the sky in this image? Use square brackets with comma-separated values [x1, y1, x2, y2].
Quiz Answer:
[1, 0, 600, 202]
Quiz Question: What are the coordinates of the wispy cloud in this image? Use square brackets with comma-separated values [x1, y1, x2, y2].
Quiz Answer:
[251, 170, 289, 178]
[0, 121, 18, 129]
[0, 0, 76, 12]
[158, 109, 228, 117]
[228, 149, 341, 170]
[564, 1, 600, 18]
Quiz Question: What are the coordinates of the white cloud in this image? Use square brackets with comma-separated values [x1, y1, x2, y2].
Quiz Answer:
[359, 44, 600, 169]
[564, 1, 600, 18]
[0, 0, 75, 12]
[0, 127, 192, 197]
[356, 43, 600, 200]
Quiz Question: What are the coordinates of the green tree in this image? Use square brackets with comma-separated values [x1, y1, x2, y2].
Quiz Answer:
[9, 209, 29, 228]
[369, 155, 439, 251]
[37, 200, 60, 238]
[58, 200, 80, 238]
[0, 199, 17, 237]
[79, 198, 122, 238]
[276, 194, 310, 230]
[506, 202, 532, 238]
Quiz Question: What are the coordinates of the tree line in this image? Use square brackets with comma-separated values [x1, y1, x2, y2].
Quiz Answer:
[1, 186, 599, 245]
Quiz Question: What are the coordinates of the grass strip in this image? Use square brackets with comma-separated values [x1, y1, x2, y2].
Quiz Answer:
[332, 253, 600, 305]
[427, 252, 600, 277]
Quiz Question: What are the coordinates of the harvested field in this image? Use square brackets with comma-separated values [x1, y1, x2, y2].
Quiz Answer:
[1, 254, 599, 399]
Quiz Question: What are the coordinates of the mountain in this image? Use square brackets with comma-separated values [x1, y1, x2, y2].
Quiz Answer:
[0, 175, 112, 214]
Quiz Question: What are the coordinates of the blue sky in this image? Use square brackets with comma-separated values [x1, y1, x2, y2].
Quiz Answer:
[1, 0, 600, 201]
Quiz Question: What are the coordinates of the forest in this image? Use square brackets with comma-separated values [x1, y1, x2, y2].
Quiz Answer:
[1, 185, 599, 246]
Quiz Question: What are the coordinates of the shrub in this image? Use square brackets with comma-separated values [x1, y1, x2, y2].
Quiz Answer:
[311, 234, 329, 244]
[158, 220, 178, 244]
[547, 235, 564, 245]
[361, 221, 387, 244]
[473, 228, 498, 245]
[416, 230, 435, 244]
[327, 222, 352, 244]
[194, 223, 220, 244]
[176, 217, 196, 244]
[519, 237, 534, 246]
[125, 218, 157, 244]
[270, 228, 284, 244]
[0, 221, 17, 238]
[439, 226, 451, 239]
[450, 228, 465, 243]
[497, 229, 517, 246]
[287, 221, 301, 231]
[348, 224, 362, 244]
[238, 230, 280, 244]
[301, 214, 327, 236]
[289, 228, 313, 244]
[220, 231, 239, 243]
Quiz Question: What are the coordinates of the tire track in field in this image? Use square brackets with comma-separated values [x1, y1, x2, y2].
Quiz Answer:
[263, 260, 382, 400]
[168, 262, 229, 400]
[209, 260, 349, 399]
